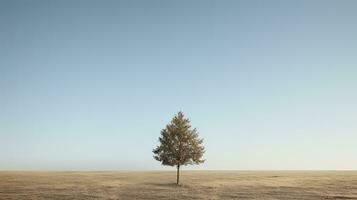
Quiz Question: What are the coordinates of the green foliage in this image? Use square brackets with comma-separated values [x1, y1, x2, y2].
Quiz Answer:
[153, 112, 205, 167]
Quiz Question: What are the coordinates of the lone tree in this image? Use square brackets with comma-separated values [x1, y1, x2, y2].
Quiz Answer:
[153, 111, 205, 185]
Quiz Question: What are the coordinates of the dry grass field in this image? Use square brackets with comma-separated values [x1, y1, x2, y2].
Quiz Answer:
[0, 171, 356, 200]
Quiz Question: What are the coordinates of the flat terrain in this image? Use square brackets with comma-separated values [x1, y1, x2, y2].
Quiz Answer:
[0, 171, 356, 200]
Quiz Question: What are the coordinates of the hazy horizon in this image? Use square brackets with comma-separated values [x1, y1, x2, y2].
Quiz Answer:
[1, 0, 356, 170]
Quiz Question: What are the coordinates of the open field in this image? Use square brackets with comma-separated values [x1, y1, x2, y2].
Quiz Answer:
[0, 171, 356, 200]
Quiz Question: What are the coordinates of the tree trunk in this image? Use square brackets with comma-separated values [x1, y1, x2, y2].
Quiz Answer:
[176, 164, 180, 185]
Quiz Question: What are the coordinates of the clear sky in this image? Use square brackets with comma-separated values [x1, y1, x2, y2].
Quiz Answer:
[1, 0, 356, 170]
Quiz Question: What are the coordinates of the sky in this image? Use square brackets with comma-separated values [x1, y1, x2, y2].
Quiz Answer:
[0, 0, 356, 170]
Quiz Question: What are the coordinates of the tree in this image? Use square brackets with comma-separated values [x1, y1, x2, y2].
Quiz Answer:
[153, 111, 205, 185]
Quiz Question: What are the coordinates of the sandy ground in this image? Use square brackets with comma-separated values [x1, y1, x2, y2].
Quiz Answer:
[0, 171, 356, 199]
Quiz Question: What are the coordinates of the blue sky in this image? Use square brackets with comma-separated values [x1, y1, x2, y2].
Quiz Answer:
[1, 0, 356, 170]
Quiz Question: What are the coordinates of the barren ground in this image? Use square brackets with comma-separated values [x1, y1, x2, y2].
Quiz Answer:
[0, 171, 356, 199]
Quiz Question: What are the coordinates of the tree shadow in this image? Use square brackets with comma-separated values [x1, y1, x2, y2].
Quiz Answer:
[145, 182, 187, 188]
